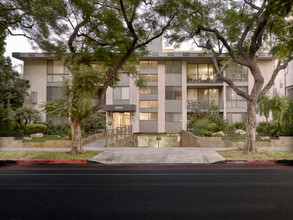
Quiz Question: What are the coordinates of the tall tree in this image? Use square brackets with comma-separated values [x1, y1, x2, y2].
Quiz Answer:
[21, 0, 182, 153]
[169, 0, 293, 152]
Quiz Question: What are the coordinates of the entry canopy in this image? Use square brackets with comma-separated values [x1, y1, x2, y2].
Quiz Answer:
[103, 104, 136, 112]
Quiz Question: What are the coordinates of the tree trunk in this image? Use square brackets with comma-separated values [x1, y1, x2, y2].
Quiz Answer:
[245, 100, 257, 153]
[69, 117, 84, 154]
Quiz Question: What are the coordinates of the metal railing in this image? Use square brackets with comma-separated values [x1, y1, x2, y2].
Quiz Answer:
[105, 125, 132, 146]
[187, 74, 222, 83]
[187, 100, 224, 110]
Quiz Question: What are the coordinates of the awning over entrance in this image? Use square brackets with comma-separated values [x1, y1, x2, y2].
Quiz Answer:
[103, 104, 136, 112]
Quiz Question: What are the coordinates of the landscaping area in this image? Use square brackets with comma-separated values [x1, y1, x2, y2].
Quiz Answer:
[217, 149, 293, 160]
[0, 151, 101, 160]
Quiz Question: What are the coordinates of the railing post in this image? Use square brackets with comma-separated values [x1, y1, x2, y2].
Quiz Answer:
[105, 129, 108, 147]
[124, 126, 126, 138]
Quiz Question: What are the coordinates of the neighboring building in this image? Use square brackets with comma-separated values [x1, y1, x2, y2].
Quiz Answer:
[12, 39, 276, 146]
[285, 61, 293, 99]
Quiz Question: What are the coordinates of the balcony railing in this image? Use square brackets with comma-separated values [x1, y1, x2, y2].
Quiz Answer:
[187, 100, 224, 110]
[187, 74, 222, 83]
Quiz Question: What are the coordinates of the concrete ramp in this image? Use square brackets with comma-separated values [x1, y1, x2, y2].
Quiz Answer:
[89, 147, 225, 164]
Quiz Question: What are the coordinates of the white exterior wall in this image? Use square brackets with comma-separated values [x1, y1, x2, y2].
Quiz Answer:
[23, 59, 47, 121]
[181, 60, 187, 130]
[286, 60, 293, 92]
[130, 76, 139, 133]
[158, 60, 165, 133]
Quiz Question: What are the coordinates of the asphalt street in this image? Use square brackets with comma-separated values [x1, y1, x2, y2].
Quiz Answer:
[1, 164, 293, 220]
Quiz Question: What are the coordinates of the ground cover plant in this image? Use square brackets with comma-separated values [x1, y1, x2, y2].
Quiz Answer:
[217, 149, 293, 159]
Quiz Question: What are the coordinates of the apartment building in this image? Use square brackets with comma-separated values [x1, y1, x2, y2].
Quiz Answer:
[12, 38, 275, 146]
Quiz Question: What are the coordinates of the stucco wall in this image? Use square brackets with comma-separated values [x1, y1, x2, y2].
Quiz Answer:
[23, 59, 47, 121]
[158, 60, 165, 133]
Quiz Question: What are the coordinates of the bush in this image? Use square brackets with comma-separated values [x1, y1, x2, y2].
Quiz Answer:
[0, 103, 23, 137]
[188, 118, 213, 136]
[233, 122, 246, 130]
[25, 124, 47, 134]
[256, 122, 279, 136]
[44, 121, 70, 136]
[207, 123, 218, 132]
[82, 113, 106, 133]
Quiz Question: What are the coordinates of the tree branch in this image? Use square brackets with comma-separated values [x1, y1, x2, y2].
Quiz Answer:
[249, 17, 268, 58]
[259, 57, 293, 100]
[68, 19, 88, 54]
[197, 25, 249, 67]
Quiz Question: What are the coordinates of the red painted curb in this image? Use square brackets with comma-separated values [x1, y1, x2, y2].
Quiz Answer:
[226, 159, 277, 164]
[17, 159, 88, 164]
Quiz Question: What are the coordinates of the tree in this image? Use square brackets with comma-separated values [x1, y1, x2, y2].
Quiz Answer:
[169, 0, 293, 152]
[0, 56, 30, 108]
[22, 0, 182, 153]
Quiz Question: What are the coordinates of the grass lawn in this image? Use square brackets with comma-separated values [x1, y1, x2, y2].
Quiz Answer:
[0, 151, 101, 160]
[217, 149, 293, 159]
[23, 135, 67, 142]
[221, 134, 271, 142]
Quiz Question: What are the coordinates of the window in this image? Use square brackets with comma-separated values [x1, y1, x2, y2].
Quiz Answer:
[47, 60, 70, 82]
[139, 113, 158, 120]
[187, 64, 216, 83]
[226, 86, 248, 108]
[140, 87, 158, 95]
[166, 113, 182, 122]
[166, 86, 182, 100]
[288, 88, 293, 99]
[188, 89, 221, 109]
[140, 101, 158, 109]
[226, 62, 248, 82]
[166, 61, 182, 74]
[113, 87, 129, 100]
[227, 113, 246, 124]
[139, 61, 158, 68]
[141, 75, 158, 82]
[280, 79, 283, 89]
[47, 87, 60, 101]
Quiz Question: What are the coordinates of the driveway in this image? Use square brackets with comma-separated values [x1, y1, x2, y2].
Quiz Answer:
[89, 147, 225, 164]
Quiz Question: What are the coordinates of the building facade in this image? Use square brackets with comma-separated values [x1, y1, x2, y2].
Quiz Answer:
[13, 39, 276, 145]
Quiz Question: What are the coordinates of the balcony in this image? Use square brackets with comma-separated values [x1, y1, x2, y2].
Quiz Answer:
[226, 100, 248, 109]
[187, 74, 222, 84]
[187, 100, 224, 111]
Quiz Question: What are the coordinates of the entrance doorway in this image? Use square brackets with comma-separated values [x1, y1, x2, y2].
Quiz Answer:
[113, 112, 130, 129]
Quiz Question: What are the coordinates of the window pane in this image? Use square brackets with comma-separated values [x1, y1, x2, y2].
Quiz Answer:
[47, 60, 53, 74]
[166, 87, 173, 99]
[121, 87, 129, 100]
[113, 88, 121, 99]
[188, 64, 197, 74]
[209, 89, 219, 101]
[173, 61, 182, 73]
[174, 113, 182, 122]
[166, 113, 173, 122]
[150, 61, 158, 68]
[188, 89, 198, 101]
[150, 75, 158, 82]
[150, 87, 158, 94]
[139, 113, 149, 120]
[166, 61, 173, 73]
[149, 113, 158, 120]
[140, 101, 149, 108]
[47, 75, 53, 82]
[149, 101, 158, 108]
[140, 61, 149, 68]
[199, 89, 209, 101]
[174, 87, 182, 100]
[140, 88, 149, 94]
[198, 64, 208, 81]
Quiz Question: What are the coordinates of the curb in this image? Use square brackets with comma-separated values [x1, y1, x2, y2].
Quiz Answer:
[226, 159, 277, 164]
[0, 159, 88, 165]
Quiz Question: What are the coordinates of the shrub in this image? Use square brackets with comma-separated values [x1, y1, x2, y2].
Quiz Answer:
[188, 118, 213, 136]
[44, 121, 70, 136]
[256, 122, 278, 136]
[207, 123, 218, 132]
[82, 113, 106, 133]
[233, 122, 246, 130]
[25, 124, 47, 134]
[0, 103, 23, 137]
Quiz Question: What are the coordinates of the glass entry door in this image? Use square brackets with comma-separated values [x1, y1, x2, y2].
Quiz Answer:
[113, 112, 131, 129]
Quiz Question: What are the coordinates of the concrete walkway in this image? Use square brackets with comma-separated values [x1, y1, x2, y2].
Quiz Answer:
[89, 147, 225, 164]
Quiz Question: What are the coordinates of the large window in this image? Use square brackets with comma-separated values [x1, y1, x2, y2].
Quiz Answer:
[166, 113, 182, 122]
[139, 61, 158, 68]
[47, 60, 70, 82]
[226, 86, 248, 108]
[113, 87, 129, 100]
[140, 101, 158, 109]
[287, 88, 293, 99]
[166, 86, 182, 100]
[141, 74, 158, 82]
[47, 87, 60, 101]
[139, 113, 158, 120]
[226, 62, 248, 82]
[187, 89, 221, 109]
[187, 64, 216, 83]
[166, 61, 182, 74]
[140, 87, 158, 95]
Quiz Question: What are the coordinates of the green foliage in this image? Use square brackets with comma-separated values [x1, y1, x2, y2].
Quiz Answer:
[82, 113, 106, 133]
[44, 121, 70, 137]
[15, 107, 42, 128]
[0, 103, 22, 137]
[0, 56, 30, 108]
[233, 122, 246, 130]
[188, 118, 213, 137]
[256, 122, 279, 137]
[25, 124, 47, 134]
[188, 101, 229, 134]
